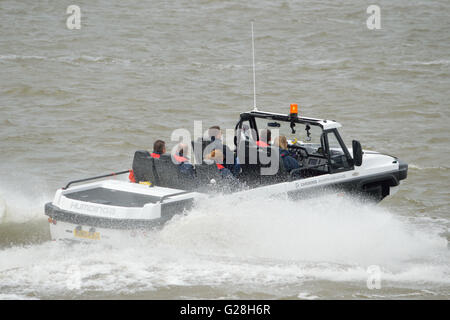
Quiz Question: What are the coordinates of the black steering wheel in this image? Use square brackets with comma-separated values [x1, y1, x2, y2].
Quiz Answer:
[288, 144, 309, 161]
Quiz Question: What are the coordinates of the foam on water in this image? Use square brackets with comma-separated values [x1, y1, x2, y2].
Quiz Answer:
[0, 193, 448, 299]
[0, 182, 49, 224]
[158, 193, 446, 267]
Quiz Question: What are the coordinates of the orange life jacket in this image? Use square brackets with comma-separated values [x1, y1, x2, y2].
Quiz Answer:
[216, 163, 225, 170]
[128, 170, 136, 183]
[173, 154, 188, 163]
[256, 140, 269, 147]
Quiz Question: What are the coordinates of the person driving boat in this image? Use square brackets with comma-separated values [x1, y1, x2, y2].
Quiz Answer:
[273, 135, 300, 172]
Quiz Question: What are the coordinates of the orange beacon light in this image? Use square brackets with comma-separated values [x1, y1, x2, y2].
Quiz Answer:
[290, 103, 298, 117]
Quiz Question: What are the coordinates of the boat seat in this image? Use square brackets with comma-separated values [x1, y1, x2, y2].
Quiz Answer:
[132, 150, 157, 184]
[152, 154, 196, 190]
[193, 162, 222, 185]
[153, 154, 180, 188]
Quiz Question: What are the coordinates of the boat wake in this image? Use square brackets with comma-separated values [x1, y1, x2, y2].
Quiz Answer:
[158, 193, 446, 266]
[0, 191, 448, 299]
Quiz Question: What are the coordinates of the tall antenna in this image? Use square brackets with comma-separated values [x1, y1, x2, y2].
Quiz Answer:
[251, 21, 257, 111]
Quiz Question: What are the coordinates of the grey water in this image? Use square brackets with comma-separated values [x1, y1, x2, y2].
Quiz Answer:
[0, 0, 449, 299]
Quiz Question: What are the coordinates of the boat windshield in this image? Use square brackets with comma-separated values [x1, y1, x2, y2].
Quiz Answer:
[252, 118, 324, 152]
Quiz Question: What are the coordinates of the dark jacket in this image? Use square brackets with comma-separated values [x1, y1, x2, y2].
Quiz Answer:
[214, 163, 239, 184]
[280, 149, 300, 172]
[173, 153, 194, 177]
[210, 137, 241, 175]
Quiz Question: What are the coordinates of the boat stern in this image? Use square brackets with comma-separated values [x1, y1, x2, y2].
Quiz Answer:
[44, 179, 198, 242]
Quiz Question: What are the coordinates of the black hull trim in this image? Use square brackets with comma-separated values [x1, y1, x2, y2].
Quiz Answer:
[287, 167, 406, 202]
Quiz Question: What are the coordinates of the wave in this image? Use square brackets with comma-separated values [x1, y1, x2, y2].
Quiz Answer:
[0, 191, 448, 298]
[409, 164, 450, 171]
[0, 55, 47, 61]
[0, 54, 357, 70]
[2, 85, 71, 97]
[403, 60, 450, 66]
[57, 55, 132, 65]
[292, 58, 350, 66]
[0, 54, 132, 66]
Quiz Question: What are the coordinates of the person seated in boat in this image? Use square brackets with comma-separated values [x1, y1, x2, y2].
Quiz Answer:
[239, 124, 251, 142]
[208, 125, 229, 153]
[129, 139, 168, 182]
[151, 139, 166, 158]
[256, 129, 271, 147]
[173, 142, 194, 176]
[205, 149, 237, 180]
[208, 125, 241, 175]
[174, 142, 189, 161]
[274, 136, 300, 173]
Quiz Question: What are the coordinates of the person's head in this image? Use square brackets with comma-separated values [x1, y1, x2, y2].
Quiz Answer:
[274, 136, 288, 150]
[153, 140, 166, 154]
[260, 129, 271, 144]
[176, 143, 188, 157]
[208, 126, 222, 140]
[206, 149, 224, 163]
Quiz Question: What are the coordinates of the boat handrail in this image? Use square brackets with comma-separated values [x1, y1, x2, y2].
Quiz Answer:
[159, 191, 193, 204]
[62, 170, 131, 190]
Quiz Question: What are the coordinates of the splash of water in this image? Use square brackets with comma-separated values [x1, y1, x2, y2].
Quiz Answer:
[0, 182, 49, 224]
[0, 192, 448, 299]
[157, 193, 446, 267]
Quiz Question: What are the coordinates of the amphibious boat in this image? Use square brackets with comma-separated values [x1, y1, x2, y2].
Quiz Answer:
[45, 105, 408, 241]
